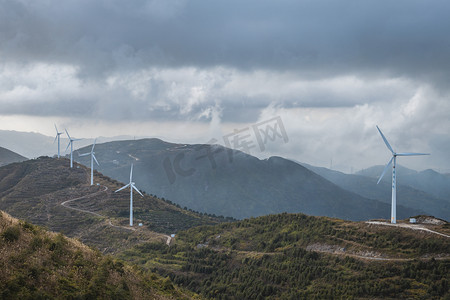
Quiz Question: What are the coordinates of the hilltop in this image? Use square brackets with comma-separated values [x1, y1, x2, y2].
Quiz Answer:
[121, 212, 450, 299]
[0, 146, 27, 167]
[0, 210, 193, 299]
[75, 138, 422, 221]
[0, 156, 226, 253]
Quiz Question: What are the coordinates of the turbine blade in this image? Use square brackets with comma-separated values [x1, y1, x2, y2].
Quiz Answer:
[53, 135, 57, 143]
[130, 164, 133, 182]
[115, 183, 130, 193]
[132, 184, 144, 197]
[377, 156, 394, 184]
[79, 152, 90, 157]
[93, 154, 99, 165]
[65, 141, 71, 151]
[65, 129, 71, 140]
[91, 139, 96, 152]
[376, 126, 394, 154]
[54, 124, 58, 133]
[396, 152, 430, 156]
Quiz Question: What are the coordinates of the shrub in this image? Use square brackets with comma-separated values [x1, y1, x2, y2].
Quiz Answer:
[2, 226, 21, 242]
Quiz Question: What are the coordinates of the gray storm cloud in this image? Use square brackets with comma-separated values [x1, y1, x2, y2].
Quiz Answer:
[1, 0, 450, 82]
[0, 0, 449, 172]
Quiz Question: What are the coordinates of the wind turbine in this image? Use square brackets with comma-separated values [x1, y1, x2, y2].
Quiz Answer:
[65, 129, 81, 168]
[79, 139, 99, 185]
[376, 126, 429, 223]
[115, 164, 143, 226]
[54, 124, 63, 158]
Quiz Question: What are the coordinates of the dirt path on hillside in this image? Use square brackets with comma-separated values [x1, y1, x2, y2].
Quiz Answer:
[309, 247, 450, 262]
[61, 185, 136, 231]
[366, 221, 450, 238]
[60, 185, 172, 244]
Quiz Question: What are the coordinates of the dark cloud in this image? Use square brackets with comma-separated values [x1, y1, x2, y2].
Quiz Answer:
[0, 0, 449, 173]
[1, 0, 450, 85]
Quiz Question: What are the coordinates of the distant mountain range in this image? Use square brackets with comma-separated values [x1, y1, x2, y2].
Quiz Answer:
[0, 129, 136, 159]
[75, 138, 422, 221]
[2, 129, 447, 221]
[356, 165, 450, 201]
[300, 163, 450, 221]
[0, 146, 27, 167]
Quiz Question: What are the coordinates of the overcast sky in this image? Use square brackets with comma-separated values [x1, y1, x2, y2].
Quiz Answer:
[1, 0, 449, 173]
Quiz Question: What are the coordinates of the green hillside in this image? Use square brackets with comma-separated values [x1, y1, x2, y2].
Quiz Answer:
[120, 213, 450, 299]
[0, 210, 194, 299]
[0, 157, 226, 253]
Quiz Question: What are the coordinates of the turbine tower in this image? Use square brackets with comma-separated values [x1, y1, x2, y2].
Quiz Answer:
[65, 129, 81, 168]
[54, 124, 63, 158]
[79, 139, 99, 185]
[115, 164, 143, 226]
[376, 126, 429, 224]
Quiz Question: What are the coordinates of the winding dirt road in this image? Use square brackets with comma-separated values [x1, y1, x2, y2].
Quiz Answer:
[366, 221, 450, 238]
[61, 185, 134, 231]
[60, 184, 172, 243]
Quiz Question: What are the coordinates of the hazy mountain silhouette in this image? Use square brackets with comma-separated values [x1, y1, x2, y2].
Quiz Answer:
[0, 146, 27, 167]
[75, 138, 422, 221]
[302, 163, 450, 221]
[0, 129, 137, 159]
[357, 165, 450, 202]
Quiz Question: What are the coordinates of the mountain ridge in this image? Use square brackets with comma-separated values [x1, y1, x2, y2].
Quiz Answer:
[301, 162, 450, 221]
[74, 138, 423, 221]
[0, 146, 27, 167]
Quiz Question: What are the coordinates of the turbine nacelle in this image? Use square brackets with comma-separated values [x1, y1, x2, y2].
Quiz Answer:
[54, 124, 63, 142]
[65, 129, 82, 168]
[376, 126, 430, 184]
[79, 139, 99, 185]
[54, 124, 64, 158]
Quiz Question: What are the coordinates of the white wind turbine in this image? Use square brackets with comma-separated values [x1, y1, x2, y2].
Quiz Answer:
[376, 126, 429, 224]
[115, 164, 143, 226]
[79, 139, 99, 185]
[65, 129, 81, 168]
[54, 124, 63, 158]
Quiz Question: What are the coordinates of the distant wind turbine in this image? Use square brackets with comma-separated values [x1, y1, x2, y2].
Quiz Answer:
[65, 129, 81, 168]
[376, 126, 430, 223]
[79, 139, 99, 185]
[115, 164, 143, 226]
[54, 124, 63, 158]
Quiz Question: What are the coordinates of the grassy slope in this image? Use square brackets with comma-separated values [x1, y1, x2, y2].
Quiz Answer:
[0, 211, 195, 299]
[121, 213, 450, 299]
